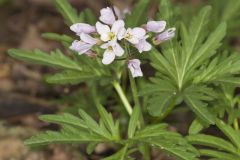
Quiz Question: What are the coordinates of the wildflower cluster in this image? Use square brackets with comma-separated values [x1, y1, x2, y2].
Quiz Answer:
[70, 6, 175, 77]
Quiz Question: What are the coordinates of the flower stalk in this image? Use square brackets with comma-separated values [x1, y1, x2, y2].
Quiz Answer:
[112, 80, 133, 115]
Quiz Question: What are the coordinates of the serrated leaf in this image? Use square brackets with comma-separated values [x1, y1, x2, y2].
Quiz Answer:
[42, 32, 73, 45]
[187, 134, 237, 154]
[53, 0, 80, 25]
[8, 49, 82, 71]
[96, 105, 120, 140]
[199, 149, 240, 160]
[216, 120, 240, 149]
[215, 77, 240, 85]
[25, 130, 104, 147]
[187, 23, 227, 72]
[188, 119, 206, 134]
[46, 70, 99, 85]
[40, 113, 87, 129]
[144, 138, 199, 160]
[86, 142, 98, 155]
[184, 94, 215, 124]
[78, 109, 112, 139]
[135, 123, 168, 139]
[147, 92, 176, 117]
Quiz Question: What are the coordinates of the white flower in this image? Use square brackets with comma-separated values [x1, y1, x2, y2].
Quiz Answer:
[101, 41, 124, 65]
[119, 27, 146, 44]
[146, 21, 166, 33]
[69, 33, 98, 54]
[70, 23, 96, 35]
[135, 36, 152, 53]
[128, 59, 143, 78]
[99, 7, 116, 25]
[96, 20, 125, 42]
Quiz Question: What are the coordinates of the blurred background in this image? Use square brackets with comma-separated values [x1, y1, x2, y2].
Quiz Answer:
[0, 0, 239, 160]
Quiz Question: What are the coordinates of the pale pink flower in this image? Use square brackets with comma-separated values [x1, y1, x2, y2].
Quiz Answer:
[70, 23, 96, 36]
[119, 27, 146, 44]
[146, 21, 166, 33]
[99, 7, 116, 25]
[135, 36, 152, 53]
[153, 28, 176, 45]
[101, 41, 124, 65]
[69, 33, 98, 54]
[96, 20, 125, 42]
[128, 59, 143, 78]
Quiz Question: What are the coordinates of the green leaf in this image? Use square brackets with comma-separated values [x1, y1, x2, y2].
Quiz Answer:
[157, 0, 173, 22]
[134, 123, 199, 160]
[128, 106, 140, 138]
[96, 105, 120, 140]
[125, 0, 150, 27]
[199, 149, 240, 160]
[184, 94, 215, 124]
[40, 113, 87, 129]
[222, 0, 240, 21]
[216, 120, 240, 149]
[188, 119, 206, 134]
[102, 146, 128, 160]
[46, 70, 99, 85]
[147, 92, 176, 117]
[78, 109, 112, 139]
[135, 123, 168, 139]
[8, 49, 82, 71]
[187, 134, 237, 154]
[53, 0, 80, 24]
[214, 77, 240, 85]
[86, 142, 98, 155]
[180, 6, 211, 85]
[83, 8, 97, 25]
[42, 32, 73, 45]
[187, 22, 227, 72]
[144, 138, 199, 160]
[25, 130, 104, 147]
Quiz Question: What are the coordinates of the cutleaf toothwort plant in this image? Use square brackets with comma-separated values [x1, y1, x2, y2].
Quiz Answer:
[7, 0, 240, 159]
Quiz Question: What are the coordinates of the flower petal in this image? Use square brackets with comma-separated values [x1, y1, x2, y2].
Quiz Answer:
[112, 42, 124, 57]
[102, 49, 116, 65]
[70, 23, 96, 35]
[131, 27, 146, 39]
[154, 27, 176, 45]
[135, 38, 152, 53]
[128, 59, 143, 78]
[96, 22, 111, 42]
[146, 21, 166, 33]
[99, 7, 116, 25]
[70, 40, 92, 54]
[80, 33, 98, 44]
[118, 27, 126, 40]
[111, 20, 125, 34]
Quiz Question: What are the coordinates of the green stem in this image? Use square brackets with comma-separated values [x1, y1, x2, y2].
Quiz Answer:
[129, 73, 141, 109]
[129, 72, 145, 126]
[112, 81, 133, 115]
[126, 46, 150, 159]
[143, 146, 151, 160]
